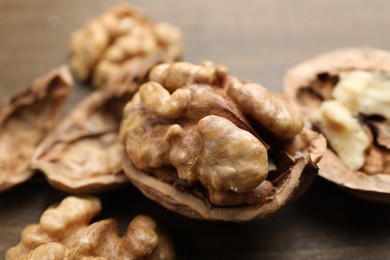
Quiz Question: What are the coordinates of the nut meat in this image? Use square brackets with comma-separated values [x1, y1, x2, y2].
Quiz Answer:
[120, 61, 327, 221]
[70, 3, 182, 90]
[6, 196, 174, 259]
[0, 66, 72, 191]
[284, 47, 390, 202]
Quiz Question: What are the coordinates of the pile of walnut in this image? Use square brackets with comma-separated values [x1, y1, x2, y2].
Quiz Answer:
[6, 196, 174, 260]
[2, 4, 328, 257]
[284, 47, 390, 202]
[120, 60, 325, 219]
[70, 3, 182, 89]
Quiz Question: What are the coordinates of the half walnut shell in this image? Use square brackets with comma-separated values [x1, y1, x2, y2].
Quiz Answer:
[31, 90, 129, 192]
[120, 61, 326, 221]
[0, 66, 72, 191]
[284, 47, 390, 202]
[32, 55, 165, 193]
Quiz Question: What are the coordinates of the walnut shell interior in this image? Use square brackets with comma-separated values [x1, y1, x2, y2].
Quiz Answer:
[284, 47, 390, 201]
[120, 61, 327, 221]
[32, 53, 166, 193]
[0, 66, 72, 191]
[32, 90, 129, 192]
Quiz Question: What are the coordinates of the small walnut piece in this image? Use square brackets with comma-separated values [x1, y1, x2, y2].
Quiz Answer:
[6, 196, 174, 260]
[332, 70, 372, 113]
[334, 70, 390, 119]
[0, 66, 72, 192]
[121, 61, 326, 221]
[311, 100, 371, 171]
[70, 3, 182, 89]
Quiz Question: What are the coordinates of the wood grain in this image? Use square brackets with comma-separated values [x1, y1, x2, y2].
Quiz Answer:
[1, 0, 390, 259]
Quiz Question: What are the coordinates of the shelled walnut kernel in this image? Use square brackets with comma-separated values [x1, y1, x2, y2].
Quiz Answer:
[70, 3, 182, 89]
[6, 196, 174, 260]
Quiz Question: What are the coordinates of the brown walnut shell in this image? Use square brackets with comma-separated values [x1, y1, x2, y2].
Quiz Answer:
[284, 47, 390, 202]
[0, 66, 72, 191]
[120, 61, 327, 221]
[6, 196, 174, 260]
[32, 54, 164, 193]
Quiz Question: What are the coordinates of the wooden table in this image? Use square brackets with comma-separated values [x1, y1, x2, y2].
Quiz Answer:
[1, 1, 390, 259]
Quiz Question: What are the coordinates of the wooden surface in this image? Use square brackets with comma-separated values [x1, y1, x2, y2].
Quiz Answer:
[1, 0, 390, 259]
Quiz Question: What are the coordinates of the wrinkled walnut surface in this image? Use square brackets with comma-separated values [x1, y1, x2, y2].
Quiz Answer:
[6, 196, 174, 260]
[0, 66, 72, 192]
[120, 61, 326, 221]
[284, 47, 390, 201]
[70, 3, 182, 90]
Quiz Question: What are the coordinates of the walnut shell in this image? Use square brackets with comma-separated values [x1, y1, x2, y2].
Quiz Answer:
[32, 90, 129, 192]
[0, 66, 72, 191]
[284, 47, 390, 202]
[6, 196, 174, 259]
[32, 54, 164, 193]
[120, 61, 327, 221]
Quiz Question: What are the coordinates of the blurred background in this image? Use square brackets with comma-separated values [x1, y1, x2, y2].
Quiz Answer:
[1, 1, 390, 259]
[2, 0, 390, 94]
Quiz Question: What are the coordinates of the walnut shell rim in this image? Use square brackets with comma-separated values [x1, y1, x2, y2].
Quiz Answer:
[123, 127, 326, 222]
[284, 47, 390, 201]
[319, 150, 390, 203]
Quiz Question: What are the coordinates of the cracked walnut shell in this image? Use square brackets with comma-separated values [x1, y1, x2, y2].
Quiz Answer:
[32, 55, 164, 193]
[70, 3, 182, 90]
[284, 47, 390, 202]
[6, 196, 174, 260]
[0, 66, 72, 192]
[120, 61, 326, 221]
[32, 90, 129, 193]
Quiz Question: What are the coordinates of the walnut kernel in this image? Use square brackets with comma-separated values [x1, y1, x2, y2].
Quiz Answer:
[70, 4, 182, 89]
[310, 100, 370, 171]
[6, 196, 174, 260]
[120, 61, 326, 221]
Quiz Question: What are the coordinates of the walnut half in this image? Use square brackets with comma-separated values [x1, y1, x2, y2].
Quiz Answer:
[284, 47, 390, 202]
[32, 52, 163, 193]
[0, 66, 72, 191]
[6, 196, 174, 260]
[120, 61, 326, 221]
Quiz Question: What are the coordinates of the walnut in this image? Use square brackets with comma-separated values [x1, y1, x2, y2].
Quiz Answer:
[6, 196, 174, 260]
[284, 47, 390, 202]
[0, 66, 71, 192]
[120, 61, 326, 221]
[70, 3, 182, 90]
